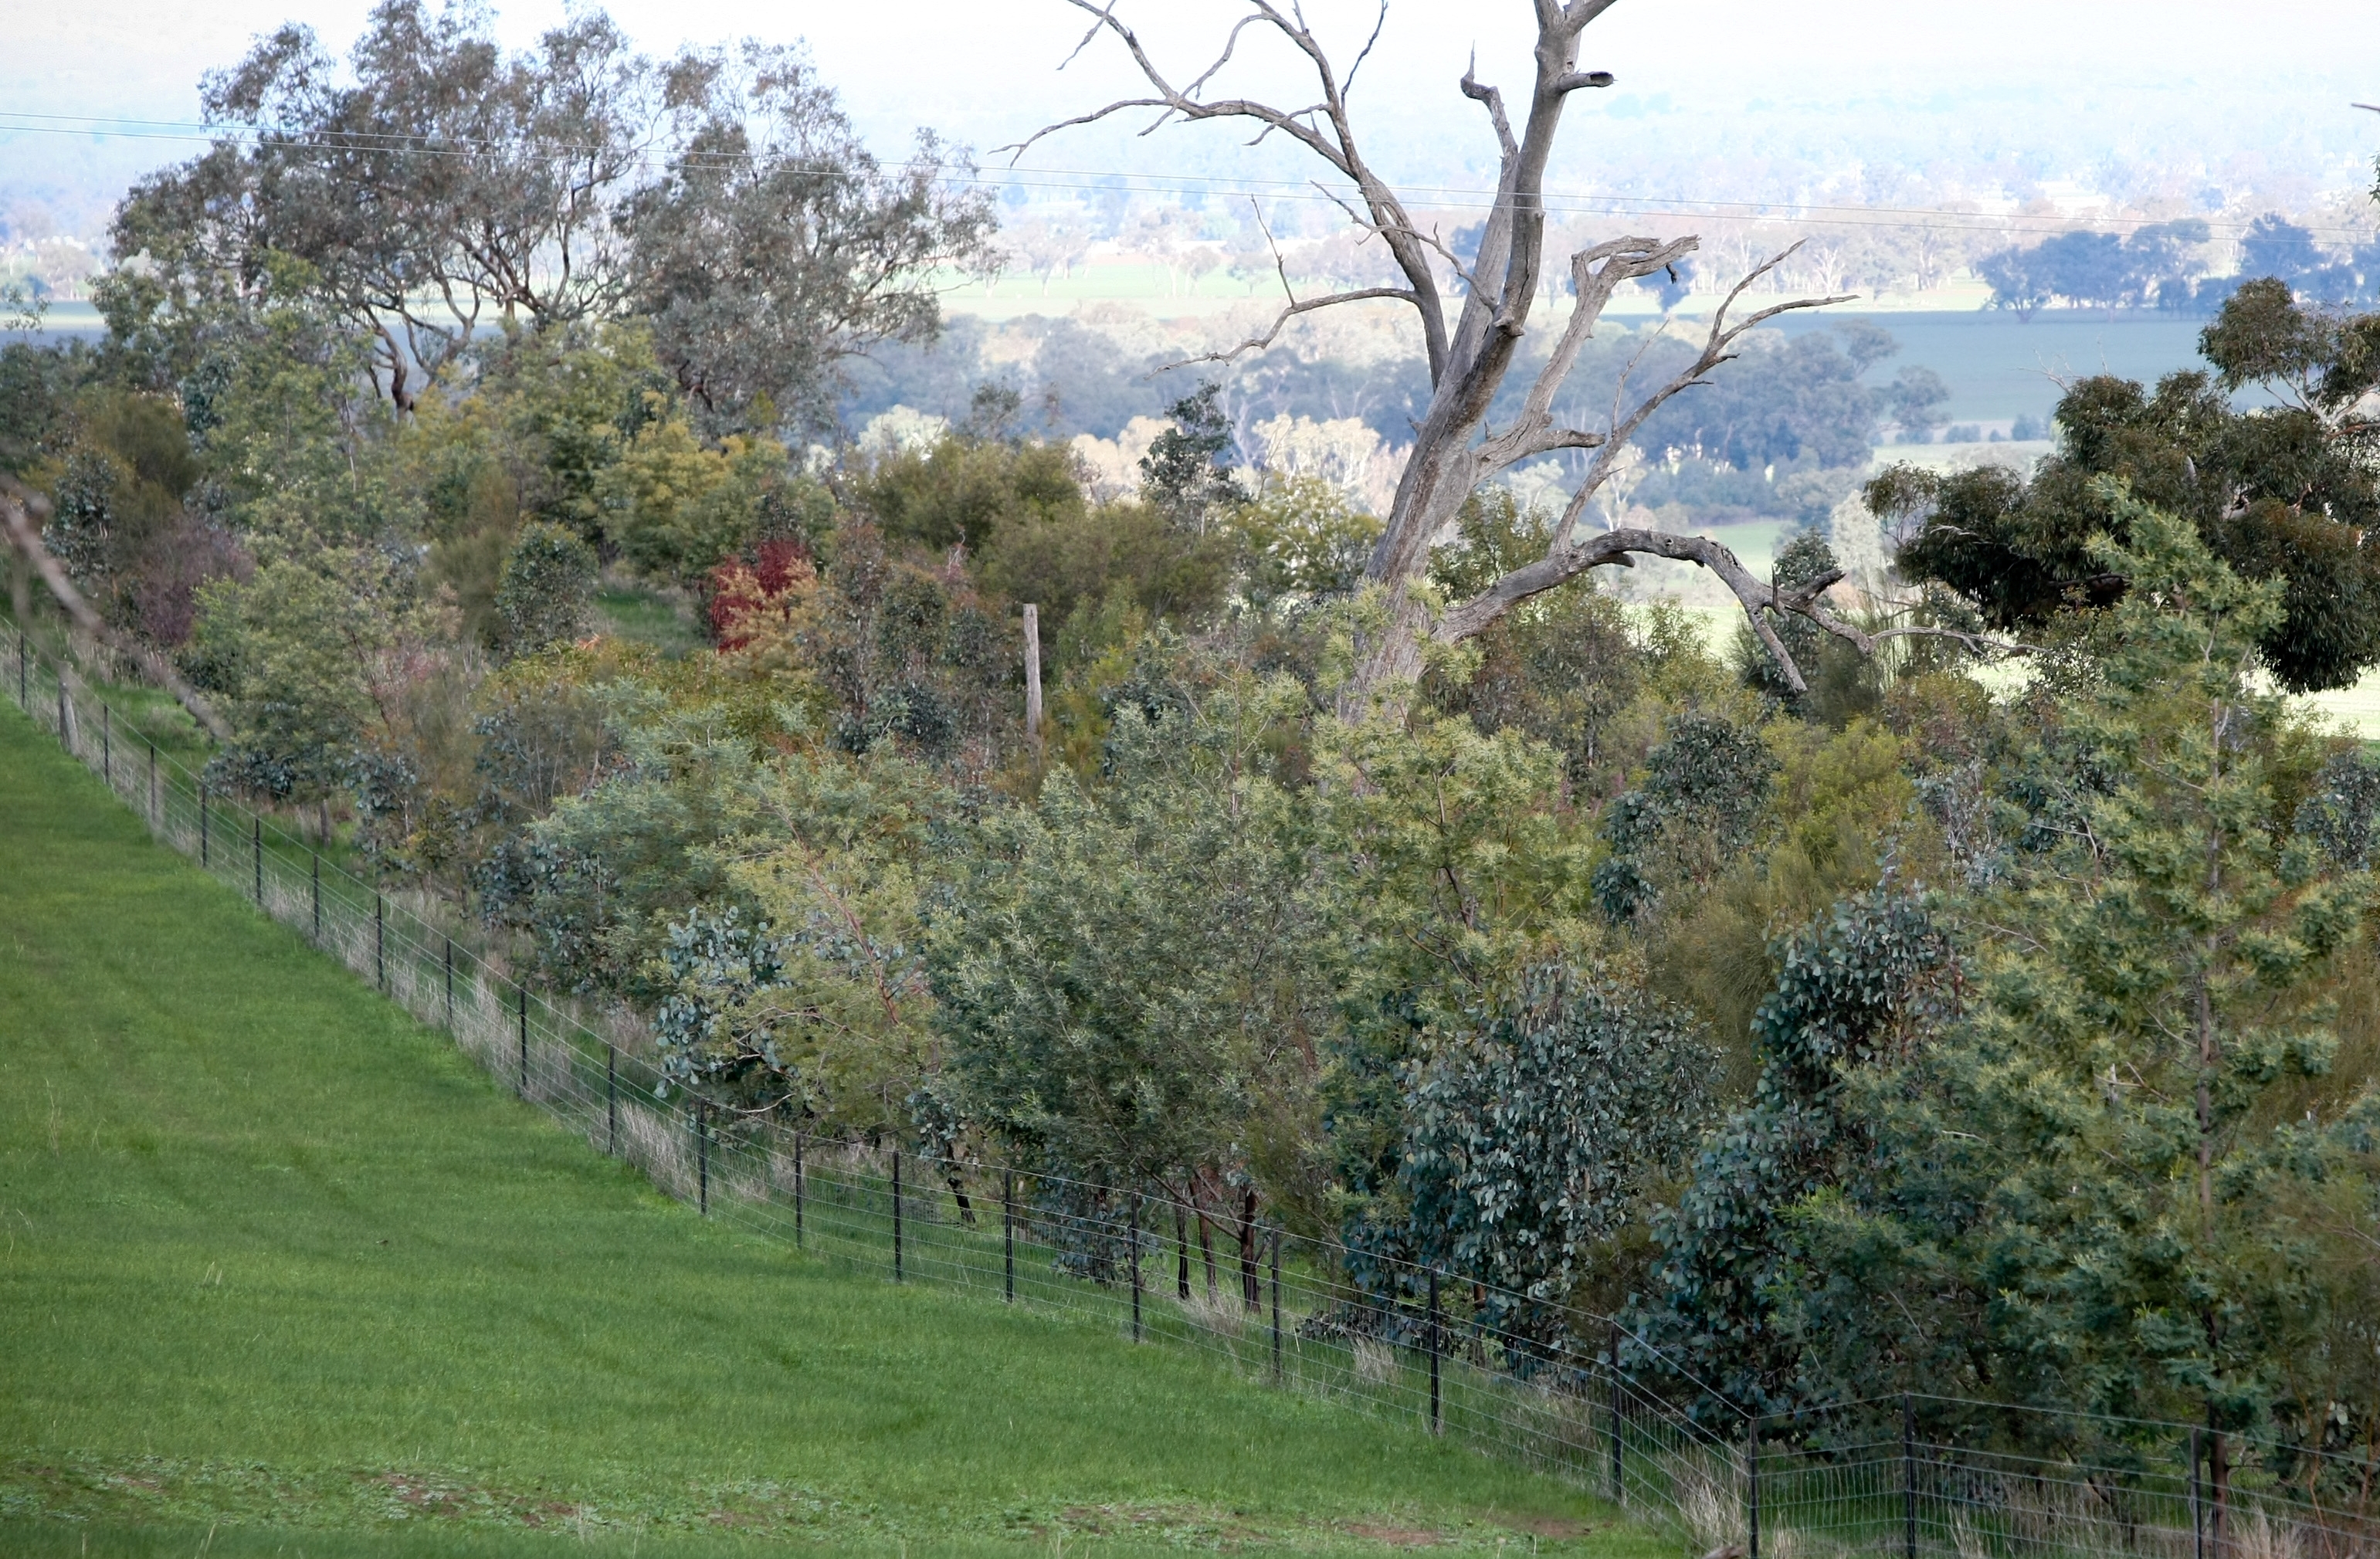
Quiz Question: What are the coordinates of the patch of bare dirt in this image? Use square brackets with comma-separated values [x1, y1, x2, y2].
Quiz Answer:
[1344, 1520, 1449, 1547]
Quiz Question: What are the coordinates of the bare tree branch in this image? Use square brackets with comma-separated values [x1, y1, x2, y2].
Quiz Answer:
[1546, 243, 1852, 540]
[1460, 55, 1520, 162]
[1005, 0, 1453, 380]
[1432, 527, 1832, 687]
[1165, 287, 1419, 370]
[1474, 234, 1695, 473]
[1155, 195, 1419, 374]
[1341, 2, 1391, 98]
[1309, 182, 1487, 297]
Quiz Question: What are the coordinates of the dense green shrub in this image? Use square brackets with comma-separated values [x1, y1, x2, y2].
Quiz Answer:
[494, 522, 598, 656]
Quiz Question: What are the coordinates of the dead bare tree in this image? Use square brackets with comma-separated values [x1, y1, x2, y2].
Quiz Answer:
[1009, 0, 1890, 701]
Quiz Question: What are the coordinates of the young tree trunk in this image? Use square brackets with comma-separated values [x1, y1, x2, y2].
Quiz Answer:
[2209, 1422, 2230, 1554]
[1175, 1199, 1191, 1300]
[1237, 1186, 1262, 1310]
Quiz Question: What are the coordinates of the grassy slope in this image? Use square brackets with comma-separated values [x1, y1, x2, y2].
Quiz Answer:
[0, 702, 1656, 1558]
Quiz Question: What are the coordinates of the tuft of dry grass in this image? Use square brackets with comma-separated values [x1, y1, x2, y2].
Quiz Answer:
[1352, 1337, 1402, 1388]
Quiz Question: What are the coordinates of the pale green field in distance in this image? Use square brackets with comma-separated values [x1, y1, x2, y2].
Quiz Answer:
[1777, 310, 2215, 425]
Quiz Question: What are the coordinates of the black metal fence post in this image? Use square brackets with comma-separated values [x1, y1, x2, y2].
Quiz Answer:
[101, 702, 110, 787]
[892, 1149, 904, 1282]
[696, 1102, 709, 1215]
[15, 629, 23, 704]
[443, 937, 453, 1028]
[252, 814, 262, 904]
[1269, 1227, 1282, 1382]
[310, 854, 320, 940]
[1427, 1266, 1442, 1437]
[1747, 1414, 1761, 1559]
[516, 985, 527, 1095]
[375, 895, 385, 989]
[1002, 1168, 1015, 1302]
[1128, 1191, 1143, 1342]
[605, 1042, 619, 1157]
[790, 1128, 802, 1244]
[1903, 1393, 1917, 1559]
[1609, 1327, 1625, 1503]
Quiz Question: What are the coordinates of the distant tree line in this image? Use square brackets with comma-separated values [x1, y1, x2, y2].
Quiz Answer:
[1978, 213, 2380, 318]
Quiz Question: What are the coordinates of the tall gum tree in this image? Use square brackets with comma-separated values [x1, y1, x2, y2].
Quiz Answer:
[1012, 1, 1948, 702]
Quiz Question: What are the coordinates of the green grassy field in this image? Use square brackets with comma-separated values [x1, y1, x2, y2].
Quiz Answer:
[0, 700, 1658, 1558]
[595, 578, 704, 658]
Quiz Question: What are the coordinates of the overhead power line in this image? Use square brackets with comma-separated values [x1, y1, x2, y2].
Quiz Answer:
[0, 110, 2373, 243]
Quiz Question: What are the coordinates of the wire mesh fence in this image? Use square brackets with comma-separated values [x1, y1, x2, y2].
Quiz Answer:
[7, 624, 2377, 1559]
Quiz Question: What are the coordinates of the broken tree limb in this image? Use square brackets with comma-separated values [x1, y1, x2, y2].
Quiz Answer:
[0, 475, 234, 741]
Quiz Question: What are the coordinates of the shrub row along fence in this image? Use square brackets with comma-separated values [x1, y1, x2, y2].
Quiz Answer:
[7, 625, 2377, 1559]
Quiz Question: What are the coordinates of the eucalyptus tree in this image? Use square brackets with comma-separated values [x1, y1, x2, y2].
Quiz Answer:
[625, 44, 999, 431]
[1014, 1, 1935, 702]
[106, 2, 995, 427]
[1877, 281, 2380, 693]
[111, 1, 654, 407]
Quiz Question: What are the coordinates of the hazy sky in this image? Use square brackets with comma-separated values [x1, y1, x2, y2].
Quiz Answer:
[6, 0, 2378, 230]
